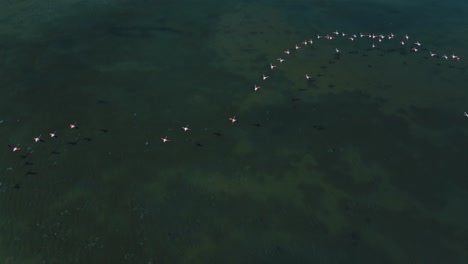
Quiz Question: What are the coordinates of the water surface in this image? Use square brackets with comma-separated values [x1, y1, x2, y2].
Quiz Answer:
[1, 0, 467, 263]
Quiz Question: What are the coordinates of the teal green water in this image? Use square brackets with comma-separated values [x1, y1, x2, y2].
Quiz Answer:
[1, 0, 467, 263]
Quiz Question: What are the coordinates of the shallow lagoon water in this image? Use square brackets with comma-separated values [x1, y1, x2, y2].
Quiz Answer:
[1, 0, 467, 263]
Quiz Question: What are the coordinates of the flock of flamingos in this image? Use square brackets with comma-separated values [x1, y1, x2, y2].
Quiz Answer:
[6, 30, 465, 156]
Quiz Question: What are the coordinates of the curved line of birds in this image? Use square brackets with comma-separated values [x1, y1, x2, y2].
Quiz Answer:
[6, 31, 464, 155]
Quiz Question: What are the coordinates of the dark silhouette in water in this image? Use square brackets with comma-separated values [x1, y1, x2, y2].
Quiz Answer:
[312, 125, 325, 131]
[252, 123, 261, 127]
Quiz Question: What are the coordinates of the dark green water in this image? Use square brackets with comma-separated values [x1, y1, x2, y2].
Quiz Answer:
[1, 0, 467, 263]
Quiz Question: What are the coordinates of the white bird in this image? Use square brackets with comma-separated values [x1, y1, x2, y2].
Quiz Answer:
[8, 145, 21, 152]
[33, 135, 43, 143]
[229, 116, 238, 123]
[69, 122, 78, 129]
